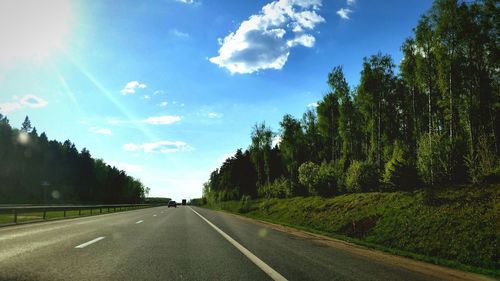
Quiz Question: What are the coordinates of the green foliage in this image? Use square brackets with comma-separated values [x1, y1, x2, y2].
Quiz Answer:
[298, 162, 320, 195]
[250, 122, 274, 186]
[318, 161, 345, 195]
[258, 177, 293, 199]
[465, 134, 499, 184]
[417, 132, 452, 185]
[383, 141, 419, 191]
[346, 160, 378, 193]
[238, 195, 253, 213]
[279, 114, 305, 185]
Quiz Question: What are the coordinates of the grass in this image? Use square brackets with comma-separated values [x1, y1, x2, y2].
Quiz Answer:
[203, 184, 499, 278]
[0, 206, 148, 225]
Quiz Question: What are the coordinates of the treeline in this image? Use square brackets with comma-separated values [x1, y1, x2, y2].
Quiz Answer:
[204, 0, 499, 202]
[0, 115, 148, 204]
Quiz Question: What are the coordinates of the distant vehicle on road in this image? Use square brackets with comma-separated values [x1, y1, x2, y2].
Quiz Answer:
[182, 199, 186, 206]
[168, 201, 177, 208]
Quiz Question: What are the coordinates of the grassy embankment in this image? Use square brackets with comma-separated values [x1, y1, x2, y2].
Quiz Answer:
[203, 184, 499, 277]
[0, 206, 147, 225]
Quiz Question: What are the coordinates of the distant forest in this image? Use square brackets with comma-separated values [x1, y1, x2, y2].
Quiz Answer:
[0, 115, 148, 204]
[204, 0, 499, 202]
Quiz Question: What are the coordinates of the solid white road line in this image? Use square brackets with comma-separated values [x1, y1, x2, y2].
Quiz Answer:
[136, 220, 144, 224]
[75, 237, 105, 249]
[189, 207, 287, 281]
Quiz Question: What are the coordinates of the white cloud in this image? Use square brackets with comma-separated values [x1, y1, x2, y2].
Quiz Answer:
[0, 101, 22, 114]
[143, 115, 181, 125]
[347, 0, 355, 5]
[120, 81, 147, 95]
[287, 33, 315, 47]
[207, 112, 222, 118]
[89, 127, 112, 135]
[20, 94, 48, 108]
[0, 94, 48, 114]
[143, 95, 151, 100]
[175, 0, 201, 6]
[123, 140, 194, 153]
[209, 0, 325, 74]
[107, 161, 143, 174]
[153, 90, 164, 95]
[272, 135, 282, 147]
[307, 102, 318, 107]
[336, 8, 352, 19]
[160, 101, 168, 107]
[171, 29, 190, 39]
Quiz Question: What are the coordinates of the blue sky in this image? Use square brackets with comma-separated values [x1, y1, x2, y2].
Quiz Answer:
[0, 0, 433, 201]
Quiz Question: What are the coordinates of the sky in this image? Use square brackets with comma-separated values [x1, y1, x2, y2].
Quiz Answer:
[0, 0, 434, 201]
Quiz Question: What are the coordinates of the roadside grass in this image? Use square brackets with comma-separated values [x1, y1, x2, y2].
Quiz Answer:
[0, 206, 148, 225]
[203, 184, 499, 278]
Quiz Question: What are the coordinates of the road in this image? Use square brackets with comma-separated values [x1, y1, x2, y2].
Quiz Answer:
[0, 206, 492, 281]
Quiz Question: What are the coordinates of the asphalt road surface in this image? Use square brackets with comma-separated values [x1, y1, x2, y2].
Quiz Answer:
[0, 206, 492, 281]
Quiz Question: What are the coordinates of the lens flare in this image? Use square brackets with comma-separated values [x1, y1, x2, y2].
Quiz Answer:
[0, 0, 73, 63]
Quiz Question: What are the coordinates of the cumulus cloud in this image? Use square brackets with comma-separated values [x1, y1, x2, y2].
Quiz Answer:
[120, 81, 147, 95]
[336, 8, 352, 19]
[307, 102, 319, 108]
[143, 115, 181, 125]
[347, 0, 355, 5]
[0, 94, 48, 114]
[159, 101, 168, 107]
[123, 141, 194, 153]
[89, 127, 112, 135]
[209, 0, 325, 74]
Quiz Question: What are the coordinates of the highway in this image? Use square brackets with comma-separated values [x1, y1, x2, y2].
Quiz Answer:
[0, 206, 492, 281]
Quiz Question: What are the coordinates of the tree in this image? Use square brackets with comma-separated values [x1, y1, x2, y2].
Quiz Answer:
[317, 93, 340, 162]
[357, 53, 397, 171]
[328, 66, 357, 165]
[415, 15, 439, 185]
[298, 162, 320, 195]
[302, 109, 322, 163]
[249, 122, 274, 186]
[21, 116, 32, 133]
[279, 114, 305, 190]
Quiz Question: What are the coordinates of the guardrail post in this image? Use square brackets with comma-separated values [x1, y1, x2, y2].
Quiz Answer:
[100, 207, 102, 214]
[43, 208, 46, 220]
[78, 208, 81, 216]
[63, 209, 66, 217]
[13, 209, 17, 224]
[90, 208, 92, 215]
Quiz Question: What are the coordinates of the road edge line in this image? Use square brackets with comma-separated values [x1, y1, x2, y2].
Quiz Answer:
[189, 207, 287, 281]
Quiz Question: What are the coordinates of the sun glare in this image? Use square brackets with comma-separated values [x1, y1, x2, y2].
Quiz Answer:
[0, 0, 73, 64]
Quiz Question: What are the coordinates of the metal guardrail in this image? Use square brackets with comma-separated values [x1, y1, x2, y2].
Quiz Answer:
[0, 204, 158, 225]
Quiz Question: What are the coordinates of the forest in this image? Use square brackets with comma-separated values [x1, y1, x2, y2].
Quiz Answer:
[0, 115, 148, 204]
[204, 0, 499, 202]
